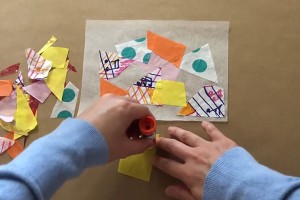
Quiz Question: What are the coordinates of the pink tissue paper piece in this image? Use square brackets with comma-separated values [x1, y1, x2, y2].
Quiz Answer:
[23, 80, 51, 103]
[0, 91, 16, 122]
[0, 137, 15, 154]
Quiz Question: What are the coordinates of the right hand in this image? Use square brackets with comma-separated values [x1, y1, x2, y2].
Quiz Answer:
[153, 121, 237, 200]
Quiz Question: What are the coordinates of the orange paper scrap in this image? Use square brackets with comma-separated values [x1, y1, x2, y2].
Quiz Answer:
[3, 132, 24, 159]
[100, 79, 128, 97]
[147, 31, 186, 67]
[0, 80, 13, 96]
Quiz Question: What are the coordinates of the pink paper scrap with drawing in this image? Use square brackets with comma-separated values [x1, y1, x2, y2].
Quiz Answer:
[0, 91, 16, 122]
[0, 137, 15, 154]
[99, 50, 134, 80]
[14, 71, 25, 88]
[25, 48, 52, 80]
[23, 80, 51, 103]
[127, 67, 162, 105]
[187, 86, 225, 118]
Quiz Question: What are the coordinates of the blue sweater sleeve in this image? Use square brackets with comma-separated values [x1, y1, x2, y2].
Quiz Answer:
[203, 147, 300, 200]
[0, 118, 108, 200]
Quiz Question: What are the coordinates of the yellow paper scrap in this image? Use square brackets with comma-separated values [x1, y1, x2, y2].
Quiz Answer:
[38, 36, 57, 54]
[42, 47, 69, 69]
[118, 135, 159, 182]
[45, 60, 68, 101]
[13, 132, 28, 140]
[151, 80, 187, 107]
[0, 87, 37, 135]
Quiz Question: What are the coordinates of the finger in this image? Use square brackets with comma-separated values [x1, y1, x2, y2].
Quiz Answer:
[168, 126, 206, 147]
[202, 121, 224, 141]
[165, 185, 195, 200]
[153, 156, 184, 180]
[127, 103, 154, 120]
[125, 138, 154, 155]
[156, 137, 192, 160]
[121, 96, 140, 104]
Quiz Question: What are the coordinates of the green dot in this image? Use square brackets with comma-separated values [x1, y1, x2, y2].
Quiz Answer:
[57, 110, 72, 118]
[135, 37, 146, 42]
[62, 88, 75, 102]
[192, 48, 201, 53]
[143, 53, 151, 64]
[192, 59, 207, 72]
[121, 47, 136, 60]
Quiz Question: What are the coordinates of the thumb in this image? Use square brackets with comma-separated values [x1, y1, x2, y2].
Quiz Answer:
[165, 185, 195, 200]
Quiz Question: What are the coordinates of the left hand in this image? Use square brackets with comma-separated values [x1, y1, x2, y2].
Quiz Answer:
[77, 94, 154, 162]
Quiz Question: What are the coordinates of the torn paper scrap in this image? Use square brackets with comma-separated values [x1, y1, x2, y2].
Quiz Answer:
[99, 51, 132, 80]
[127, 85, 154, 105]
[147, 31, 186, 67]
[4, 132, 24, 158]
[0, 137, 15, 154]
[118, 146, 156, 182]
[179, 85, 225, 118]
[14, 71, 25, 88]
[23, 80, 51, 103]
[50, 82, 79, 118]
[0, 91, 16, 122]
[67, 62, 77, 72]
[147, 52, 180, 81]
[115, 37, 152, 64]
[0, 80, 13, 96]
[25, 48, 52, 79]
[42, 47, 69, 69]
[29, 95, 39, 116]
[38, 35, 57, 54]
[133, 67, 161, 88]
[100, 79, 128, 97]
[180, 44, 218, 83]
[13, 132, 28, 140]
[45, 60, 68, 101]
[151, 80, 187, 106]
[0, 63, 20, 78]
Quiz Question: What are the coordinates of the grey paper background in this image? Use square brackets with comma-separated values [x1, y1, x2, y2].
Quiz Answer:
[79, 20, 229, 121]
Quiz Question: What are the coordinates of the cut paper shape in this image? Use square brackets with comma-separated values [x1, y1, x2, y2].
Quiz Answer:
[180, 44, 218, 83]
[147, 53, 180, 81]
[179, 86, 225, 118]
[4, 132, 24, 158]
[133, 67, 161, 88]
[127, 68, 162, 105]
[14, 71, 25, 88]
[13, 132, 28, 140]
[0, 63, 20, 78]
[23, 81, 51, 103]
[147, 31, 186, 67]
[45, 60, 68, 101]
[118, 134, 159, 182]
[0, 91, 16, 122]
[42, 47, 69, 69]
[68, 62, 77, 72]
[100, 79, 128, 97]
[29, 95, 39, 115]
[118, 147, 156, 182]
[0, 80, 13, 96]
[0, 87, 37, 135]
[50, 82, 79, 118]
[38, 36, 57, 54]
[0, 137, 15, 154]
[151, 80, 187, 106]
[115, 37, 152, 64]
[98, 51, 131, 80]
[25, 48, 52, 80]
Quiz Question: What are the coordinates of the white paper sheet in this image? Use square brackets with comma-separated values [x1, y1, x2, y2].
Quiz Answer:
[79, 20, 229, 122]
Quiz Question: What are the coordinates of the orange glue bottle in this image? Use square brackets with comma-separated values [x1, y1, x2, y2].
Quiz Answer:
[126, 115, 156, 139]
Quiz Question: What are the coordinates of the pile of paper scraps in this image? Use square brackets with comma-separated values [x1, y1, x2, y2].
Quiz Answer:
[0, 36, 79, 159]
[100, 31, 225, 181]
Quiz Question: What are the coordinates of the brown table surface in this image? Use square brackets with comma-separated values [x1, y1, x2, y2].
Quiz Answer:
[1, 0, 300, 199]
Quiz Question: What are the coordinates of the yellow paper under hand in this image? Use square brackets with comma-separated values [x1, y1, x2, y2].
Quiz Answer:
[45, 60, 68, 101]
[151, 80, 187, 107]
[42, 46, 69, 69]
[38, 36, 57, 54]
[0, 87, 37, 137]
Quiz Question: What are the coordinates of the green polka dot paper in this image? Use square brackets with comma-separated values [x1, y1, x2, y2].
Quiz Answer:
[180, 44, 218, 83]
[115, 37, 152, 64]
[50, 82, 79, 118]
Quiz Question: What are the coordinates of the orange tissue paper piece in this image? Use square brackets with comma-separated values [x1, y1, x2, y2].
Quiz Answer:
[0, 80, 13, 96]
[100, 79, 128, 97]
[147, 31, 186, 67]
[3, 132, 24, 159]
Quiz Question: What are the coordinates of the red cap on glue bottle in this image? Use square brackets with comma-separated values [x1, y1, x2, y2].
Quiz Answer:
[139, 115, 156, 137]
